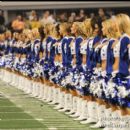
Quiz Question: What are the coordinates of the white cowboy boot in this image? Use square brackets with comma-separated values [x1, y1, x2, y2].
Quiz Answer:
[74, 100, 88, 121]
[30, 81, 35, 97]
[113, 110, 121, 130]
[42, 85, 47, 101]
[80, 101, 97, 124]
[70, 97, 82, 118]
[48, 87, 55, 105]
[58, 93, 72, 112]
[120, 115, 130, 130]
[44, 86, 52, 102]
[34, 82, 40, 97]
[37, 83, 44, 99]
[53, 88, 61, 108]
[102, 108, 113, 130]
[90, 104, 106, 128]
[54, 92, 65, 110]
[65, 96, 78, 115]
[28, 80, 33, 94]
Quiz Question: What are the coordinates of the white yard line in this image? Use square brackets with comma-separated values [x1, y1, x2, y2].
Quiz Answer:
[0, 106, 17, 107]
[48, 128, 57, 130]
[0, 112, 25, 113]
[0, 118, 43, 121]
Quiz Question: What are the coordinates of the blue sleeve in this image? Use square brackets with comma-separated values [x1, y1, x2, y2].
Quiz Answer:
[119, 36, 130, 76]
[120, 36, 130, 60]
[93, 36, 100, 45]
[68, 37, 73, 43]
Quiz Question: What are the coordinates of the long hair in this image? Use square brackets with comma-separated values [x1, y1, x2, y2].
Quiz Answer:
[44, 23, 54, 37]
[116, 13, 130, 36]
[91, 16, 103, 37]
[59, 22, 72, 36]
[83, 18, 93, 37]
[72, 22, 86, 38]
[106, 19, 118, 38]
[39, 26, 45, 42]
[54, 23, 62, 39]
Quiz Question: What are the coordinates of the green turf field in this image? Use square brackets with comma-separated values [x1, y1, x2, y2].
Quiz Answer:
[0, 95, 46, 129]
[0, 80, 102, 130]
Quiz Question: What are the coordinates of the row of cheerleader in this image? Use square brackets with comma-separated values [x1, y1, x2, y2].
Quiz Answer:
[0, 13, 130, 130]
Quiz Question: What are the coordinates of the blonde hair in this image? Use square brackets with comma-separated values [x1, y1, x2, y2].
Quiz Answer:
[49, 24, 56, 36]
[72, 22, 86, 38]
[101, 18, 120, 38]
[5, 30, 12, 38]
[44, 23, 54, 36]
[102, 19, 109, 28]
[102, 19, 110, 36]
[0, 34, 5, 41]
[107, 19, 117, 38]
[83, 18, 92, 37]
[60, 22, 72, 36]
[31, 28, 40, 39]
[116, 13, 130, 36]
[23, 29, 31, 35]
[51, 24, 60, 39]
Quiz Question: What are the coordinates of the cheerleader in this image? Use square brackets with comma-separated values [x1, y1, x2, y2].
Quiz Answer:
[57, 24, 76, 112]
[68, 21, 89, 119]
[89, 19, 115, 128]
[8, 32, 19, 86]
[80, 16, 102, 124]
[19, 30, 33, 93]
[1, 31, 13, 83]
[74, 19, 96, 121]
[34, 27, 45, 99]
[0, 33, 6, 80]
[0, 33, 5, 56]
[4, 30, 12, 55]
[46, 24, 62, 105]
[53, 22, 73, 110]
[42, 23, 56, 102]
[75, 19, 93, 121]
[108, 14, 130, 130]
[29, 28, 42, 97]
[13, 33, 24, 87]
[19, 30, 33, 94]
[43, 24, 60, 103]
[56, 22, 84, 113]
[100, 14, 130, 130]
[50, 24, 66, 106]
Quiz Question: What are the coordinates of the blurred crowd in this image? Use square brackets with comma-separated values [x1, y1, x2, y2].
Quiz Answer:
[0, 8, 115, 34]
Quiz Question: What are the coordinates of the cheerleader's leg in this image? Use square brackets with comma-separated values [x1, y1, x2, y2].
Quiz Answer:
[48, 86, 56, 105]
[66, 96, 78, 115]
[37, 82, 41, 97]
[42, 83, 48, 101]
[53, 87, 60, 104]
[90, 104, 106, 128]
[14, 73, 17, 87]
[46, 86, 53, 103]
[24, 78, 28, 93]
[53, 88, 62, 108]
[40, 82, 45, 99]
[34, 81, 39, 97]
[70, 97, 82, 118]
[58, 91, 65, 110]
[28, 80, 33, 94]
[34, 81, 38, 97]
[54, 90, 65, 110]
[37, 82, 43, 99]
[80, 100, 97, 124]
[74, 99, 88, 121]
[58, 92, 72, 112]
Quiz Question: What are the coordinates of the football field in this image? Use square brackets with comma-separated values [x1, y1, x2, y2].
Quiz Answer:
[0, 80, 102, 130]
